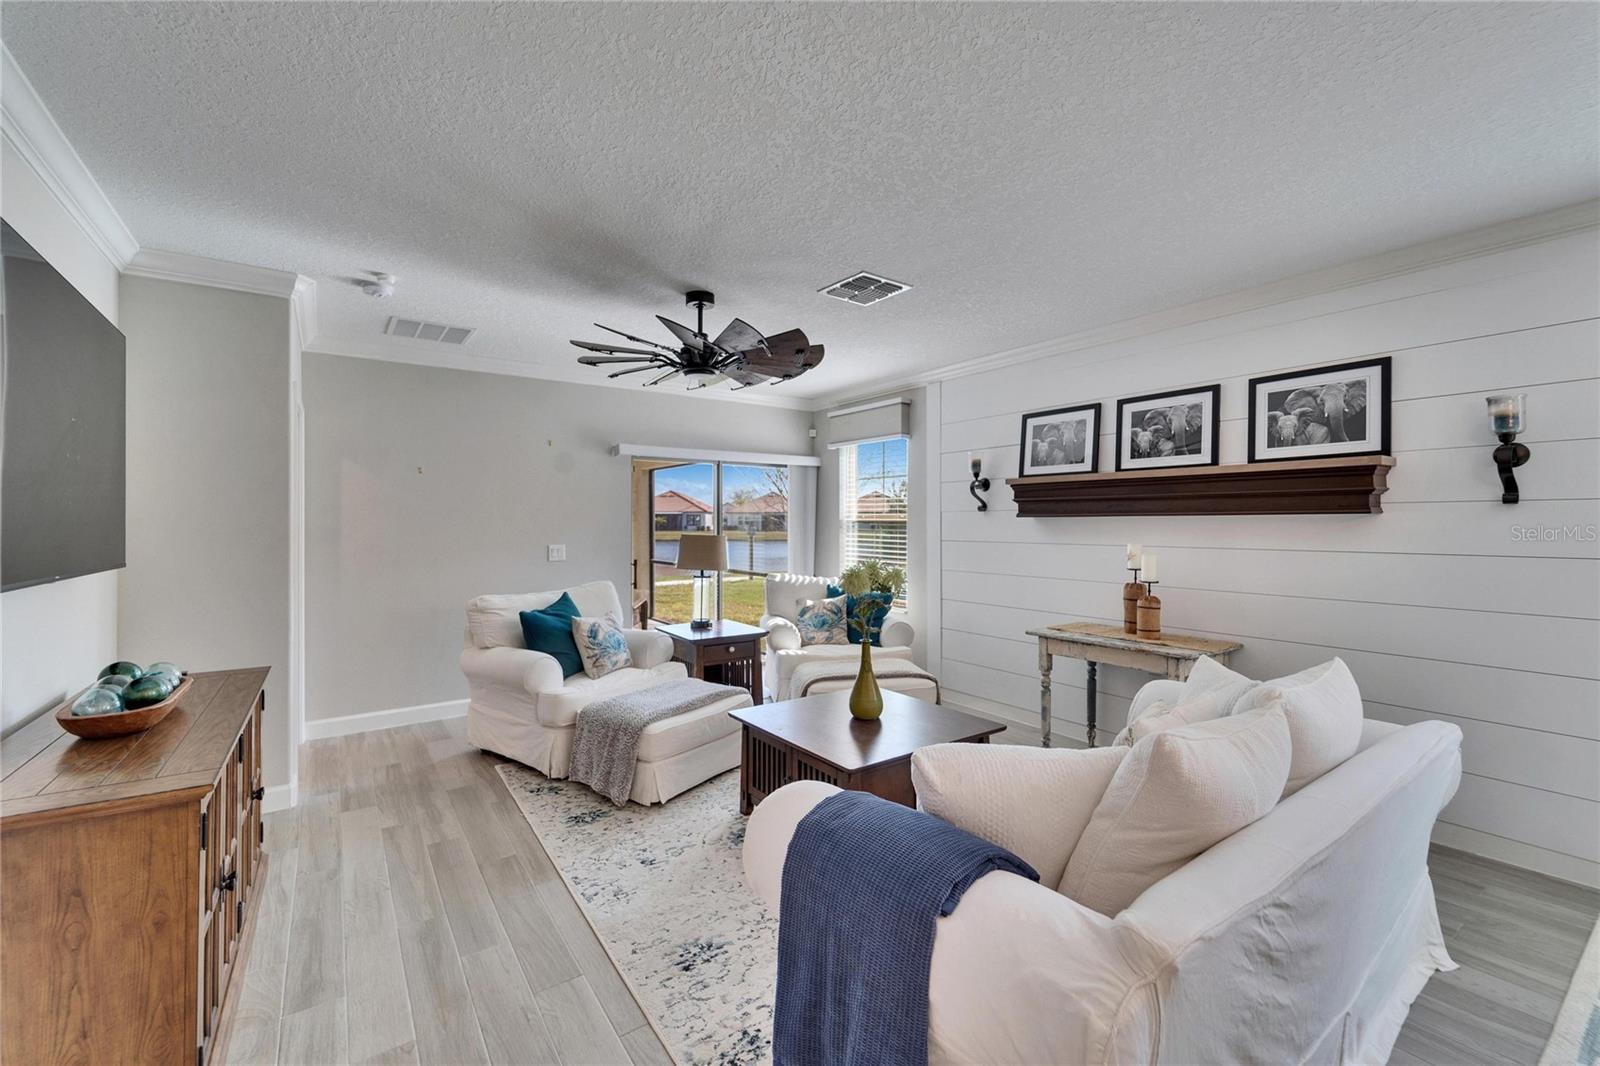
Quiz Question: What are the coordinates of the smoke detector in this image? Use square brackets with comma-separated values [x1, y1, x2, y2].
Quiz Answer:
[360, 272, 398, 298]
[819, 271, 910, 306]
[384, 316, 474, 345]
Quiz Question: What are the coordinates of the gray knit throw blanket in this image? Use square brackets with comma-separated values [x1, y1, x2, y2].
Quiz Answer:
[568, 678, 741, 806]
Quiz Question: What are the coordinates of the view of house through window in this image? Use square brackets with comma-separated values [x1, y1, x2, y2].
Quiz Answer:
[649, 461, 789, 625]
[840, 437, 909, 607]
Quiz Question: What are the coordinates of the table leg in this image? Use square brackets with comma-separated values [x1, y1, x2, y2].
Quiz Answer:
[1038, 643, 1053, 748]
[1085, 660, 1098, 749]
[751, 648, 764, 705]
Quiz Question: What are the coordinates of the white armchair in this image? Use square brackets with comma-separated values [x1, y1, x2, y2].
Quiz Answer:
[744, 677, 1462, 1064]
[761, 573, 915, 699]
[460, 579, 748, 804]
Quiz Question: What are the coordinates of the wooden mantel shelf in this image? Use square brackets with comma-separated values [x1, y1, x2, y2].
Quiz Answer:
[1007, 455, 1395, 516]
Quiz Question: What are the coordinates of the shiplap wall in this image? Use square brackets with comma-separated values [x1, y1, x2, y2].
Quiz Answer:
[928, 222, 1600, 884]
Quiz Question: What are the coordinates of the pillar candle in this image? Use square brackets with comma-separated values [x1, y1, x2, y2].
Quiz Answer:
[1142, 553, 1159, 582]
[1125, 543, 1142, 569]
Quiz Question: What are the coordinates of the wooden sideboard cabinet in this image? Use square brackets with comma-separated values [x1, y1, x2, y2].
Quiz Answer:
[1, 667, 269, 1066]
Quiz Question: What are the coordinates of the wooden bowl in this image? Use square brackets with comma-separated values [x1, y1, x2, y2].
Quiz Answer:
[56, 674, 193, 739]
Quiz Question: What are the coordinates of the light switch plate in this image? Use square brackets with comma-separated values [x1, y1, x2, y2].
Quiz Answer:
[547, 544, 566, 562]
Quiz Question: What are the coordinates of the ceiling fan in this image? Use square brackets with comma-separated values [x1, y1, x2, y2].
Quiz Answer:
[571, 290, 824, 389]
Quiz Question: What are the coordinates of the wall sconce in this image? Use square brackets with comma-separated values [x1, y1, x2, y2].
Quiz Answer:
[1487, 394, 1530, 504]
[968, 453, 990, 511]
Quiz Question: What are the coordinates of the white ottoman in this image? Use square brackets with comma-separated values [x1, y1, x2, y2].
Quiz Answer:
[628, 688, 753, 805]
[787, 658, 941, 704]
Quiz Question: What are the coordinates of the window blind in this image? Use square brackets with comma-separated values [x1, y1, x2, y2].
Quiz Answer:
[839, 436, 909, 607]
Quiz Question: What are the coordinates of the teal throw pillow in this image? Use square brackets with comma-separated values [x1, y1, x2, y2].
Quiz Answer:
[827, 583, 892, 646]
[519, 592, 584, 677]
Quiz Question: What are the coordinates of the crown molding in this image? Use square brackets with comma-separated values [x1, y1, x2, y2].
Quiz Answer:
[290, 276, 319, 351]
[1, 43, 139, 269]
[304, 335, 818, 411]
[124, 247, 302, 298]
[810, 199, 1600, 409]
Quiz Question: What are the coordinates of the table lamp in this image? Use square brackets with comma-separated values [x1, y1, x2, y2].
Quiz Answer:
[675, 533, 727, 630]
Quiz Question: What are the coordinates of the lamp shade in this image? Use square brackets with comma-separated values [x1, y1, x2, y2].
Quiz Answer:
[676, 532, 727, 573]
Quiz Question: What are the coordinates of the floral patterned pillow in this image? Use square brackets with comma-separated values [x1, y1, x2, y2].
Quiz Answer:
[796, 596, 849, 646]
[571, 614, 634, 678]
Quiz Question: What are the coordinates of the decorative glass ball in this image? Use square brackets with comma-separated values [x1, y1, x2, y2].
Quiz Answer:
[146, 661, 181, 677]
[72, 687, 125, 717]
[97, 674, 134, 692]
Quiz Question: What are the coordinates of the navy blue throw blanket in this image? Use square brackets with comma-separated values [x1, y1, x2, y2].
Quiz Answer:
[773, 790, 1039, 1066]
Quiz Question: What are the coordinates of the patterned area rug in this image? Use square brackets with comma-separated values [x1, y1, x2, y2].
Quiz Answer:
[496, 765, 778, 1066]
[1541, 916, 1600, 1066]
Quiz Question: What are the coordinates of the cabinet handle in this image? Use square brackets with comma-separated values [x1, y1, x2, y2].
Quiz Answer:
[220, 871, 237, 892]
[250, 786, 265, 802]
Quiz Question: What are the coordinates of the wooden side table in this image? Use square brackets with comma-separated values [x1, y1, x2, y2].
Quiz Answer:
[1025, 622, 1243, 748]
[658, 619, 766, 704]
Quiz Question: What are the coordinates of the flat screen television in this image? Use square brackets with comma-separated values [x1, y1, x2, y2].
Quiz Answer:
[1, 219, 127, 592]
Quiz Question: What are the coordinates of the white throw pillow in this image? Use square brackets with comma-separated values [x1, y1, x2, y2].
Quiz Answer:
[1123, 689, 1229, 744]
[796, 596, 848, 646]
[571, 614, 633, 678]
[1181, 655, 1261, 716]
[1059, 701, 1292, 917]
[911, 744, 1128, 887]
[1236, 657, 1364, 796]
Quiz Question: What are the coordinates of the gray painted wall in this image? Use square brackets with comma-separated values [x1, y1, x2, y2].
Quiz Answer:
[118, 276, 292, 788]
[303, 352, 814, 722]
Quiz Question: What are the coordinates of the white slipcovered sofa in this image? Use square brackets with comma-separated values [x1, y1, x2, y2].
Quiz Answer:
[761, 573, 916, 700]
[745, 674, 1463, 1064]
[460, 580, 748, 805]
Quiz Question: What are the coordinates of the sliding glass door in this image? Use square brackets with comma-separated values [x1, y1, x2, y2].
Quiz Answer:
[648, 461, 789, 625]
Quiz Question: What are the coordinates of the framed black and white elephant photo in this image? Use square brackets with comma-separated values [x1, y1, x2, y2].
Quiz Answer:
[1116, 385, 1220, 471]
[1018, 402, 1101, 476]
[1247, 356, 1391, 462]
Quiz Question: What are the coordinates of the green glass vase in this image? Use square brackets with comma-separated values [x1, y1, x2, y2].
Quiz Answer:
[849, 637, 884, 720]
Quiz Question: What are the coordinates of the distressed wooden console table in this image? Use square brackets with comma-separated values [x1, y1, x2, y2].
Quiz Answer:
[1026, 623, 1243, 747]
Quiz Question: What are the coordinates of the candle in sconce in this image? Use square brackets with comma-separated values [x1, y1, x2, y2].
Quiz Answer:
[1142, 553, 1159, 582]
[1125, 543, 1143, 570]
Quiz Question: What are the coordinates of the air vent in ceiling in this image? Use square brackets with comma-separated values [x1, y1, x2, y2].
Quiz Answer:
[819, 271, 910, 306]
[384, 316, 474, 345]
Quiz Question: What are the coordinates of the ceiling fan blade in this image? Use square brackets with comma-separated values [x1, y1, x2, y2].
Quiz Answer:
[577, 354, 656, 366]
[723, 365, 771, 386]
[711, 317, 765, 356]
[572, 340, 663, 356]
[608, 364, 662, 378]
[655, 316, 704, 350]
[593, 323, 679, 354]
[642, 368, 681, 387]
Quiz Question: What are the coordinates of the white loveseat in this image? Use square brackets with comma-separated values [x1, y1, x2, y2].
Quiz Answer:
[744, 677, 1463, 1064]
[460, 580, 749, 805]
[761, 573, 916, 700]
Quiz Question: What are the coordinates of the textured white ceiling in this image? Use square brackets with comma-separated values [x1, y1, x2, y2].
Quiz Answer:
[5, 2, 1596, 402]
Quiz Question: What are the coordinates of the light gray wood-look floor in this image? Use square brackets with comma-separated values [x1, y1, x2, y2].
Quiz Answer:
[224, 715, 1598, 1066]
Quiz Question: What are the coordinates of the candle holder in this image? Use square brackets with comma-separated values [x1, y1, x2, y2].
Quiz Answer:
[1135, 580, 1162, 640]
[1122, 567, 1142, 634]
[968, 456, 991, 512]
[1486, 394, 1530, 504]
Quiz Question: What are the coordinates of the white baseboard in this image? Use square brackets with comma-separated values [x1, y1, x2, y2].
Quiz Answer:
[262, 783, 297, 814]
[302, 698, 468, 741]
[1431, 822, 1599, 889]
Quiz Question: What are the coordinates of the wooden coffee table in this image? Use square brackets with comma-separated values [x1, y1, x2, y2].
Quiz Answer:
[728, 689, 1005, 814]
